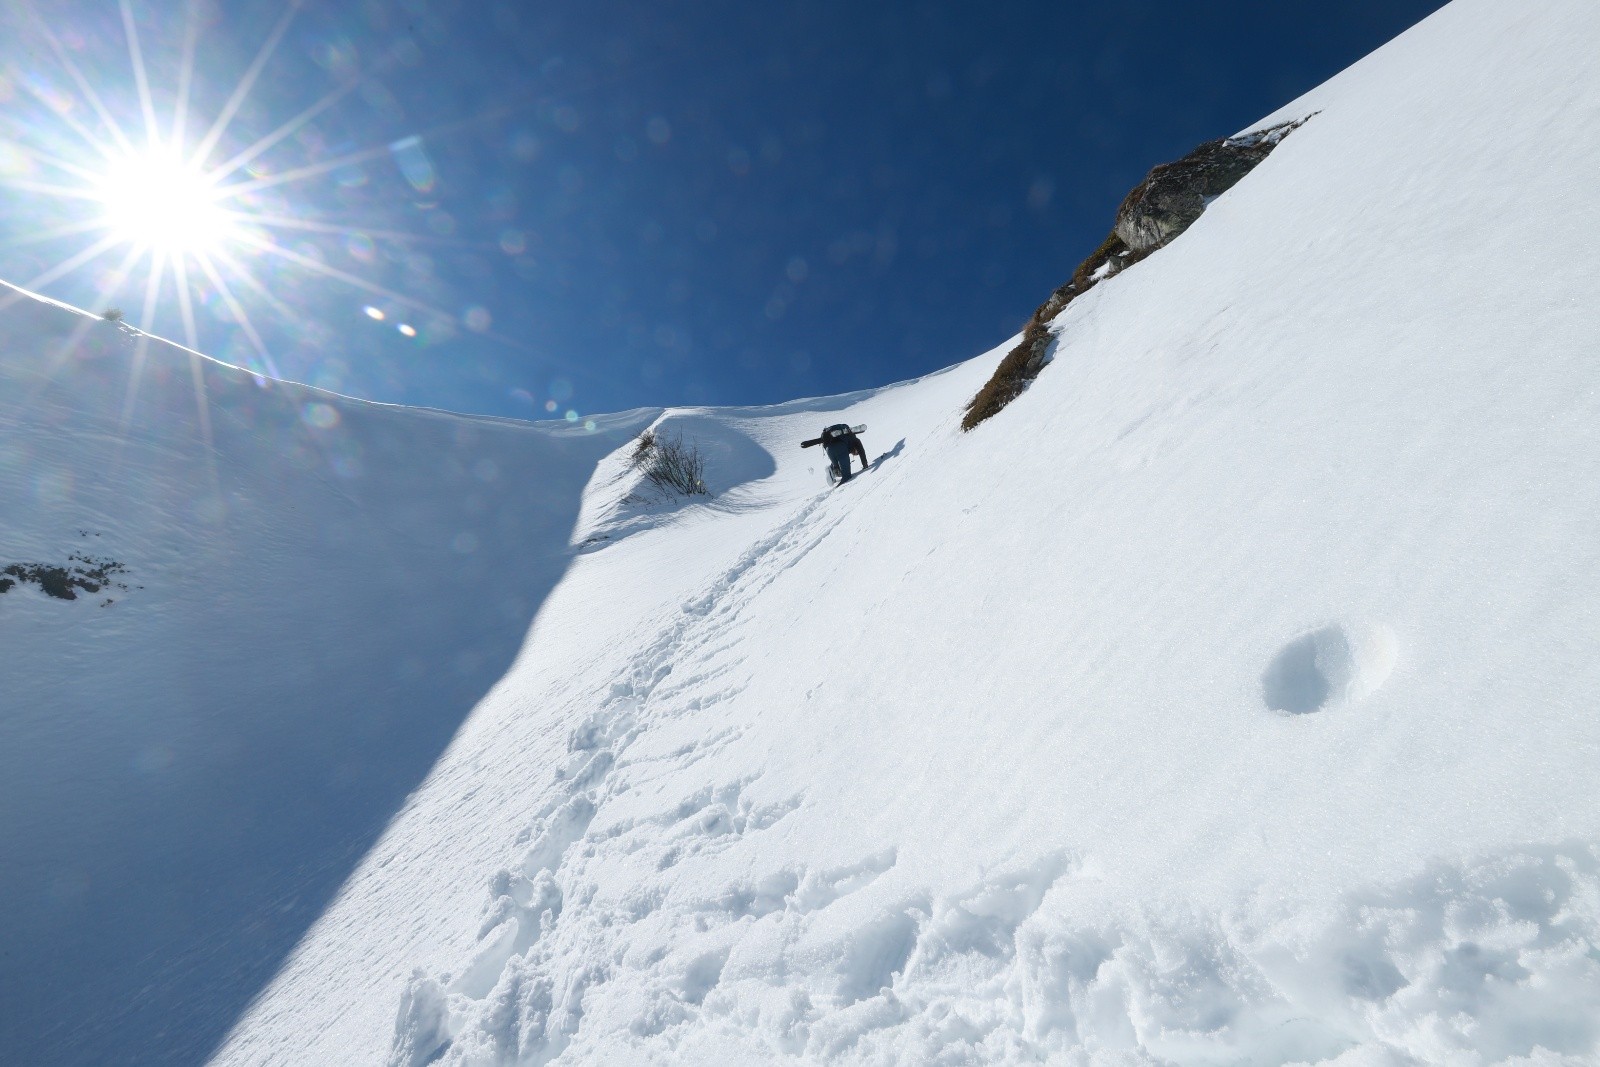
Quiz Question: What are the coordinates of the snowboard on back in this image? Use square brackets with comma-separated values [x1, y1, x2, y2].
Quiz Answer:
[801, 424, 866, 449]
[803, 424, 868, 487]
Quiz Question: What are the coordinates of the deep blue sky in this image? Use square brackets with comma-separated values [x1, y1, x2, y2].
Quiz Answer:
[1, 0, 1447, 421]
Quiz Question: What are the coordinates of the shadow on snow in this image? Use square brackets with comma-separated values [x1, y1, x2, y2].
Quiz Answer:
[0, 297, 652, 1066]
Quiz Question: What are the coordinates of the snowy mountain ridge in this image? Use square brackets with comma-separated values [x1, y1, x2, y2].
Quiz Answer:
[5, 0, 1600, 1063]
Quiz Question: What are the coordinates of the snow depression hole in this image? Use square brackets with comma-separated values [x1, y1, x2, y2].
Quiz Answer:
[1262, 622, 1396, 714]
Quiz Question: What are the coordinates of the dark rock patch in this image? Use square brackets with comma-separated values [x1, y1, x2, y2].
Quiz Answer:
[962, 117, 1310, 432]
[1115, 120, 1306, 253]
[1, 554, 132, 606]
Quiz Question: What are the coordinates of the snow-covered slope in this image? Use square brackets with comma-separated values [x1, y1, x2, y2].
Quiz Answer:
[7, 0, 1600, 1062]
[0, 286, 655, 1064]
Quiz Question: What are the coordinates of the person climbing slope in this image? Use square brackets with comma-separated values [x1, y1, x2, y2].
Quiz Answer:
[801, 423, 868, 484]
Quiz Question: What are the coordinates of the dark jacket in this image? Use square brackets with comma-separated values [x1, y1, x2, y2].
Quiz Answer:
[801, 424, 868, 470]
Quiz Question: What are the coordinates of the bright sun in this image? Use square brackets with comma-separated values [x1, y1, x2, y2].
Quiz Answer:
[95, 150, 233, 255]
[5, 1, 455, 386]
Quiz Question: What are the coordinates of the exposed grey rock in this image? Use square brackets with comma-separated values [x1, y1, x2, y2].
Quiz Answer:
[962, 116, 1310, 431]
[1114, 118, 1309, 253]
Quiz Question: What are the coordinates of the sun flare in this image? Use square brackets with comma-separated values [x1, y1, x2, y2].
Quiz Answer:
[94, 150, 233, 256]
[0, 0, 479, 391]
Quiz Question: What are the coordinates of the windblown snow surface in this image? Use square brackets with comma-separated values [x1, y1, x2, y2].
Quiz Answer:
[5, 0, 1600, 1063]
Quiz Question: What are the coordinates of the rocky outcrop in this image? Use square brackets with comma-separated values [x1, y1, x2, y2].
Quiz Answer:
[0, 555, 130, 604]
[1115, 119, 1307, 252]
[962, 117, 1310, 432]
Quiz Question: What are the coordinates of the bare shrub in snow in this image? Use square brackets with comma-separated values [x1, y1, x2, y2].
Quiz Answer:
[630, 429, 656, 462]
[630, 429, 707, 497]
